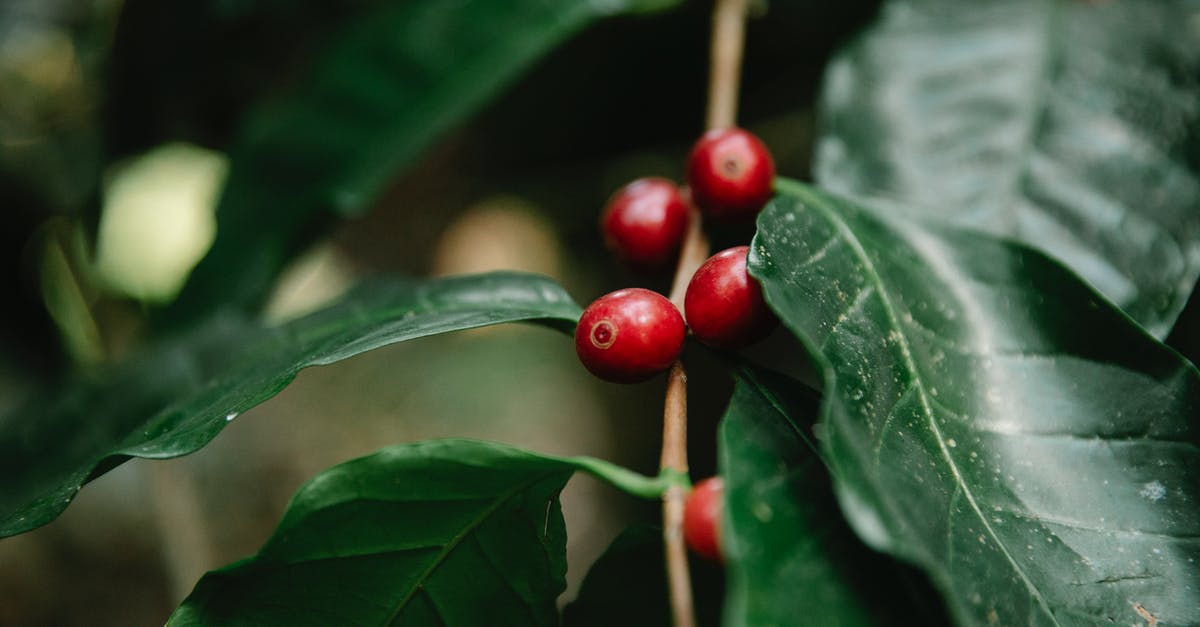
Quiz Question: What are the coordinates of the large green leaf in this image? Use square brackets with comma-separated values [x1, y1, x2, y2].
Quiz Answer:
[720, 367, 949, 627]
[164, 0, 681, 326]
[815, 0, 1200, 337]
[750, 180, 1200, 625]
[0, 272, 580, 537]
[168, 439, 576, 626]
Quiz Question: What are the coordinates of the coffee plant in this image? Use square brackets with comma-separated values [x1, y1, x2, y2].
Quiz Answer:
[2, 0, 1198, 625]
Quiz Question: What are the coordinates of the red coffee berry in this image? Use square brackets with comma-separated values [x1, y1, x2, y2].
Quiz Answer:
[686, 127, 775, 220]
[575, 288, 685, 383]
[684, 246, 777, 349]
[601, 178, 690, 268]
[684, 477, 724, 562]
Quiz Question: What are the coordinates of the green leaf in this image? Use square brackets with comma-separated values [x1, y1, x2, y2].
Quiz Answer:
[562, 525, 725, 627]
[815, 0, 1200, 337]
[167, 439, 575, 626]
[750, 180, 1200, 626]
[562, 526, 672, 627]
[720, 369, 875, 627]
[720, 367, 949, 627]
[0, 272, 580, 537]
[165, 0, 683, 325]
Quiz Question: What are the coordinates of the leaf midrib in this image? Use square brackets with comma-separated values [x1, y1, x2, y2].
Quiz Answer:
[384, 471, 560, 623]
[785, 182, 1061, 626]
[737, 370, 825, 468]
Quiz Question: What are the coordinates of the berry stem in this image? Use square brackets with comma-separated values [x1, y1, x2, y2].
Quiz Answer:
[565, 455, 687, 499]
[668, 205, 709, 310]
[660, 360, 695, 627]
[661, 1, 751, 624]
[705, 0, 752, 131]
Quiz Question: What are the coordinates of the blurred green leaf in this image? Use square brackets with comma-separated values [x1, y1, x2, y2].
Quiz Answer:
[721, 367, 947, 627]
[720, 368, 877, 627]
[563, 524, 725, 627]
[816, 0, 1200, 337]
[164, 0, 683, 327]
[168, 439, 575, 626]
[562, 526, 672, 627]
[0, 272, 580, 537]
[751, 180, 1200, 625]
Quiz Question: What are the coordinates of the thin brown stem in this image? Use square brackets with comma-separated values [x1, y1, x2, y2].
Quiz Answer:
[660, 207, 707, 627]
[668, 205, 709, 310]
[661, 0, 751, 625]
[706, 0, 752, 131]
[660, 361, 694, 627]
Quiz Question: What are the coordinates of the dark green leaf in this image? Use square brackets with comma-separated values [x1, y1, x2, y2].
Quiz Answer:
[563, 526, 672, 627]
[563, 525, 724, 627]
[0, 272, 580, 537]
[167, 439, 575, 626]
[165, 0, 682, 326]
[750, 180, 1200, 626]
[815, 0, 1200, 337]
[721, 367, 949, 627]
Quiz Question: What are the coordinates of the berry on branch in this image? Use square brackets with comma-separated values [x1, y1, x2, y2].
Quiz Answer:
[684, 476, 724, 562]
[684, 245, 777, 349]
[575, 288, 686, 383]
[601, 178, 690, 269]
[685, 127, 775, 220]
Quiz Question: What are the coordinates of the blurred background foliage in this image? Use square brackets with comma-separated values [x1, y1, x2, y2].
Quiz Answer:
[7, 0, 1195, 625]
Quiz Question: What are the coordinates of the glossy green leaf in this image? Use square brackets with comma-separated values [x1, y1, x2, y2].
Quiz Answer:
[165, 0, 682, 325]
[721, 368, 879, 627]
[168, 439, 575, 626]
[721, 367, 949, 627]
[0, 272, 580, 537]
[750, 180, 1200, 626]
[815, 0, 1200, 337]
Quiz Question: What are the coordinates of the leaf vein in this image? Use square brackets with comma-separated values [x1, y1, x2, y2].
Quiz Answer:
[471, 533, 541, 624]
[791, 182, 1063, 626]
[383, 472, 560, 623]
[821, 285, 878, 351]
[996, 506, 1200, 541]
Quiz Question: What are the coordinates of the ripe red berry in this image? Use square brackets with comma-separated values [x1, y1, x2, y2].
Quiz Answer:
[686, 128, 775, 220]
[575, 288, 685, 383]
[684, 246, 777, 349]
[684, 477, 724, 562]
[601, 178, 690, 268]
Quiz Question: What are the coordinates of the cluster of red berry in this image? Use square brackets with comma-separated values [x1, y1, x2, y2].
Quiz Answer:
[575, 127, 778, 383]
[575, 128, 778, 562]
